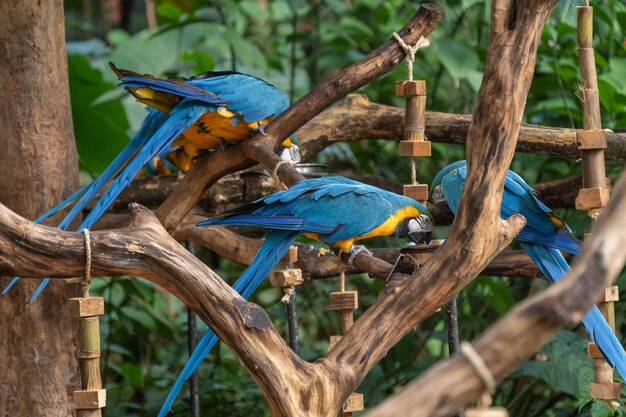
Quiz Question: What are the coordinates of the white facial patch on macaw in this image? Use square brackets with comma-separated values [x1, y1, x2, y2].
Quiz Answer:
[431, 184, 445, 204]
[407, 214, 434, 244]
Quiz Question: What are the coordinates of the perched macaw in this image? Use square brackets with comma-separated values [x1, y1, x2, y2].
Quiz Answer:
[431, 160, 626, 381]
[3, 64, 299, 301]
[158, 175, 435, 416]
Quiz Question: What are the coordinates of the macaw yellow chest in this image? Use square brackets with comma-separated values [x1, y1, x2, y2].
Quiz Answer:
[307, 205, 421, 252]
[176, 111, 251, 151]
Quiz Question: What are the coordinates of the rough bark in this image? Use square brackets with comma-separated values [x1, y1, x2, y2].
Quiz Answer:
[298, 94, 626, 162]
[0, 0, 81, 415]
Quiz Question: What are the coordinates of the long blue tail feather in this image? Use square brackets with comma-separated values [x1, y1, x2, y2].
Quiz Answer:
[2, 277, 20, 295]
[58, 109, 169, 230]
[28, 106, 201, 301]
[3, 110, 170, 299]
[78, 103, 204, 231]
[157, 229, 299, 417]
[517, 229, 581, 256]
[521, 242, 626, 381]
[34, 186, 89, 223]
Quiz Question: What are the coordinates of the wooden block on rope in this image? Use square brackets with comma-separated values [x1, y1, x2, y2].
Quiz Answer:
[74, 389, 106, 409]
[601, 286, 619, 302]
[577, 130, 607, 150]
[588, 342, 604, 358]
[328, 335, 342, 351]
[590, 382, 621, 399]
[69, 297, 104, 318]
[330, 291, 358, 311]
[465, 407, 509, 417]
[343, 393, 364, 412]
[270, 269, 303, 287]
[575, 187, 610, 210]
[403, 184, 429, 202]
[592, 358, 615, 383]
[281, 246, 298, 264]
[399, 140, 431, 156]
[395, 80, 426, 96]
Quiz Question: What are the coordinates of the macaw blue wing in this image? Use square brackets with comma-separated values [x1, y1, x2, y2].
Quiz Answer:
[441, 163, 580, 255]
[212, 176, 424, 246]
[436, 160, 625, 382]
[119, 69, 289, 124]
[186, 73, 290, 122]
[522, 242, 626, 381]
[157, 229, 299, 417]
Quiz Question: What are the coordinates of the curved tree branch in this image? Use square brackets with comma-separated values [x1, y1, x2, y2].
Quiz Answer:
[320, 0, 559, 394]
[0, 202, 338, 416]
[298, 94, 626, 162]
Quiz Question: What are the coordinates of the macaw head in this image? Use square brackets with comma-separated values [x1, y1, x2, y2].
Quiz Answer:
[279, 134, 301, 164]
[395, 211, 434, 245]
[430, 160, 467, 205]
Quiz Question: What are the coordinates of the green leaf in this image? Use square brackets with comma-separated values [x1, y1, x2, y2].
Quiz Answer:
[514, 330, 593, 397]
[156, 3, 183, 22]
[120, 306, 158, 331]
[68, 54, 130, 173]
[599, 58, 626, 94]
[182, 50, 215, 73]
[437, 37, 481, 88]
[120, 363, 143, 388]
[590, 400, 616, 417]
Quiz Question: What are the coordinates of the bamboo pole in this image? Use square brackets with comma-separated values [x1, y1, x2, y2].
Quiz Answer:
[329, 282, 363, 416]
[70, 297, 106, 416]
[576, 5, 619, 405]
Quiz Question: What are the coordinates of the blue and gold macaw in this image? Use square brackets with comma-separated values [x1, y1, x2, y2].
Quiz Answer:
[158, 175, 435, 416]
[431, 160, 626, 381]
[3, 64, 299, 301]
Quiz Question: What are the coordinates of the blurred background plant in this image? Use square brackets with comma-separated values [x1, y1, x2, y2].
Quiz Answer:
[63, 0, 626, 415]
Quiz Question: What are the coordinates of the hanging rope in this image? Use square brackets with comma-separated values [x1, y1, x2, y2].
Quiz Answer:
[410, 159, 418, 185]
[391, 33, 430, 81]
[460, 342, 496, 407]
[392, 32, 429, 185]
[80, 229, 92, 298]
[272, 160, 289, 190]
[280, 285, 295, 304]
[339, 270, 346, 292]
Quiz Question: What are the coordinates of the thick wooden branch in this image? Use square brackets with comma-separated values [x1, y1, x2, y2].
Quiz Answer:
[364, 164, 626, 417]
[175, 218, 541, 279]
[321, 0, 559, 397]
[298, 94, 626, 162]
[0, 203, 338, 416]
[155, 4, 443, 232]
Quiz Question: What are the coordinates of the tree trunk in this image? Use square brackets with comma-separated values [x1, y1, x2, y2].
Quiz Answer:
[0, 0, 81, 415]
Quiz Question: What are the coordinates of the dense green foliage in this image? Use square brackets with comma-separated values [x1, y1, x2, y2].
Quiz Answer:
[63, 1, 626, 416]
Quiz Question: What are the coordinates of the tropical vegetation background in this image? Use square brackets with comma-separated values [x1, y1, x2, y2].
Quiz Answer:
[63, 0, 626, 416]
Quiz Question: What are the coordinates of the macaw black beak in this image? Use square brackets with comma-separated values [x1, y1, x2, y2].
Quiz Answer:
[408, 231, 432, 245]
